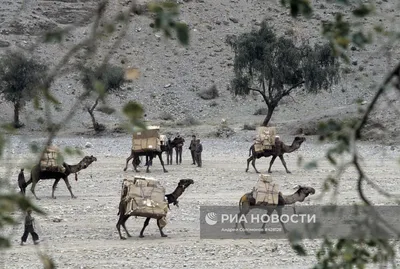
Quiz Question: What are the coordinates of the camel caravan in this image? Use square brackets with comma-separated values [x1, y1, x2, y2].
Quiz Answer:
[17, 124, 314, 240]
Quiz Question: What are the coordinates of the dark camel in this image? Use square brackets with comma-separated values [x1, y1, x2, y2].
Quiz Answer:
[235, 185, 315, 235]
[22, 155, 97, 200]
[123, 143, 170, 173]
[116, 179, 194, 239]
[246, 136, 306, 174]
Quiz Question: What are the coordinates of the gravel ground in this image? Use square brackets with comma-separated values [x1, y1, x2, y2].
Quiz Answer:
[1, 134, 400, 268]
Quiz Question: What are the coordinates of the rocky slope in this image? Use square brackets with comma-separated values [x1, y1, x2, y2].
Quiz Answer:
[0, 0, 399, 141]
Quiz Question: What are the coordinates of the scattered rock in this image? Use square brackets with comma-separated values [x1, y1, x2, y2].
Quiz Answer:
[229, 17, 239, 23]
[0, 40, 10, 47]
[85, 142, 93, 148]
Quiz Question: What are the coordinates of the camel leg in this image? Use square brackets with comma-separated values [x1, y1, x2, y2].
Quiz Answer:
[268, 155, 278, 173]
[251, 157, 260, 174]
[30, 180, 41, 200]
[260, 208, 274, 234]
[116, 215, 131, 240]
[245, 156, 253, 172]
[51, 178, 61, 199]
[278, 155, 291, 174]
[235, 203, 251, 235]
[157, 218, 167, 237]
[158, 153, 168, 173]
[140, 217, 151, 237]
[276, 206, 289, 233]
[124, 152, 134, 171]
[63, 177, 76, 199]
[145, 156, 151, 173]
[133, 156, 140, 172]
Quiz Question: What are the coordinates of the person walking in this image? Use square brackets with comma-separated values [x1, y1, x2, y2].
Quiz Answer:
[195, 138, 203, 167]
[189, 135, 197, 165]
[20, 209, 40, 246]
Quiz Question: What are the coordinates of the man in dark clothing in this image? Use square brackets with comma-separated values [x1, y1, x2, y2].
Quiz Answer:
[21, 209, 39, 246]
[195, 139, 203, 167]
[188, 135, 197, 165]
[172, 134, 185, 165]
[166, 137, 174, 165]
[18, 168, 26, 195]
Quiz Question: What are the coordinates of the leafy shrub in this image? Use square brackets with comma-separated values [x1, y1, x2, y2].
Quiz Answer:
[243, 123, 256, 130]
[160, 112, 174, 121]
[198, 84, 219, 100]
[253, 107, 268, 115]
[177, 115, 200, 126]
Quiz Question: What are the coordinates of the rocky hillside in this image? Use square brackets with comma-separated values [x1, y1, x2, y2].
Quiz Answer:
[0, 0, 399, 143]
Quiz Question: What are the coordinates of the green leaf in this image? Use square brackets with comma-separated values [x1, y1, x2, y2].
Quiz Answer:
[43, 89, 60, 105]
[304, 160, 318, 169]
[30, 142, 40, 153]
[292, 244, 307, 256]
[122, 101, 144, 122]
[175, 22, 189, 45]
[1, 123, 16, 133]
[352, 4, 374, 17]
[33, 96, 40, 110]
[105, 23, 115, 33]
[43, 30, 65, 43]
[0, 133, 5, 158]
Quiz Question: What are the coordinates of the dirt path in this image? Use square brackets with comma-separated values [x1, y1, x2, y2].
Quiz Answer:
[1, 136, 399, 268]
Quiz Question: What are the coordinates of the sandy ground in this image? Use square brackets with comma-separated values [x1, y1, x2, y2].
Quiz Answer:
[1, 134, 400, 269]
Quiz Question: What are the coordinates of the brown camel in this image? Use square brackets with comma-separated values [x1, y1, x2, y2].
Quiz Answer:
[235, 185, 315, 235]
[22, 155, 97, 200]
[246, 136, 306, 174]
[116, 179, 194, 239]
[123, 143, 170, 173]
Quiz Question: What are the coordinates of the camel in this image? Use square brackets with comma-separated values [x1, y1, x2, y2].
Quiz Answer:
[116, 178, 194, 239]
[123, 142, 170, 173]
[235, 185, 315, 235]
[246, 136, 306, 174]
[22, 155, 97, 200]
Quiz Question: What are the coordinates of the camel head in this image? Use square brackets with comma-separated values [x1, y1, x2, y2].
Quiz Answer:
[296, 185, 315, 197]
[177, 178, 194, 190]
[294, 136, 306, 145]
[170, 179, 194, 208]
[80, 155, 97, 169]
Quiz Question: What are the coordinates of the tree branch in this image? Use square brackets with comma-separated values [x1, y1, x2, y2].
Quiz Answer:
[283, 80, 305, 96]
[355, 62, 400, 139]
[249, 87, 270, 106]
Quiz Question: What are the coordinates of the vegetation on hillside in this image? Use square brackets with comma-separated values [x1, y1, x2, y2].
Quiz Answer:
[226, 21, 340, 126]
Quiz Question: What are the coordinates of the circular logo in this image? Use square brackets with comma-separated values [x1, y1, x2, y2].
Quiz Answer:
[205, 212, 218, 225]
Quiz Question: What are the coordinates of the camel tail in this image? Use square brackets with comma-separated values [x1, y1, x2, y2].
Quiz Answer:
[248, 145, 252, 157]
[23, 179, 32, 189]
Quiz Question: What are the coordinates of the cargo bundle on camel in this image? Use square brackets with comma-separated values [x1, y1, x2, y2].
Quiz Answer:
[116, 176, 194, 239]
[254, 126, 277, 153]
[40, 145, 65, 173]
[121, 177, 168, 219]
[123, 126, 169, 173]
